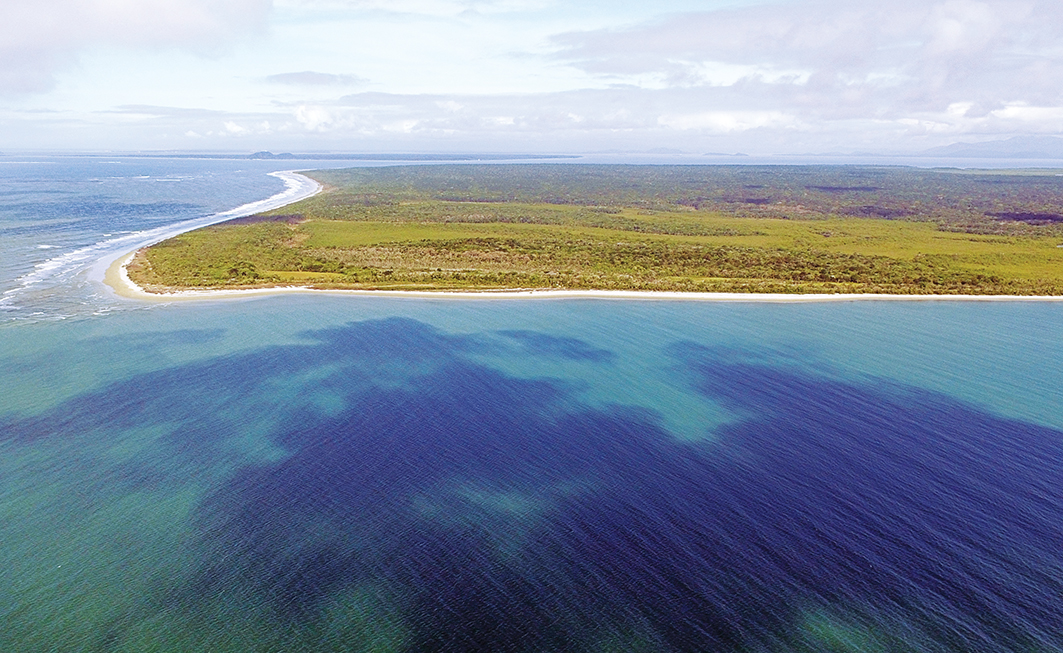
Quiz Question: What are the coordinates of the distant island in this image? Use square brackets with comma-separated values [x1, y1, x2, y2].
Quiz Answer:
[245, 151, 583, 161]
[85, 152, 581, 162]
[126, 165, 1063, 296]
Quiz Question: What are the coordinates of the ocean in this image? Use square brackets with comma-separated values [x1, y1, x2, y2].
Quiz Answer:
[2, 156, 1063, 652]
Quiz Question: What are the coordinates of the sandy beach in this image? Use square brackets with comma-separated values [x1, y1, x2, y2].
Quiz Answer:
[104, 251, 1063, 303]
[89, 170, 322, 293]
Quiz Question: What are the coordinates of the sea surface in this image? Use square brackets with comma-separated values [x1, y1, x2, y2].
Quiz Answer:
[2, 156, 1063, 652]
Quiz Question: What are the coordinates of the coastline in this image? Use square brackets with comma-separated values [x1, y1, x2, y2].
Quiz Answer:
[102, 171, 1063, 304]
[93, 170, 323, 291]
[105, 253, 1063, 302]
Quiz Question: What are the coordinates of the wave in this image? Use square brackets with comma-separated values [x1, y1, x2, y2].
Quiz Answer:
[0, 170, 321, 309]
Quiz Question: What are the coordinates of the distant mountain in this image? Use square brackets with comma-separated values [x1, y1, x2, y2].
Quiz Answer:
[920, 135, 1063, 159]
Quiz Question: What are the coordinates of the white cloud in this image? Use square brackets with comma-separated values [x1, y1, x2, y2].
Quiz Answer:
[896, 117, 966, 134]
[222, 120, 274, 135]
[925, 0, 1003, 55]
[437, 100, 465, 111]
[294, 105, 336, 131]
[553, 0, 1063, 120]
[658, 110, 799, 132]
[383, 119, 420, 133]
[990, 104, 1063, 123]
[0, 0, 271, 94]
[6, 0, 1063, 154]
[275, 0, 552, 16]
[265, 71, 369, 86]
[278, 89, 807, 143]
[684, 61, 811, 88]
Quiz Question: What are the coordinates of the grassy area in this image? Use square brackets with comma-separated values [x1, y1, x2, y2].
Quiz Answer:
[128, 165, 1063, 295]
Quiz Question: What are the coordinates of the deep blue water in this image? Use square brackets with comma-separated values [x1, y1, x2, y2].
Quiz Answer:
[2, 158, 1063, 652]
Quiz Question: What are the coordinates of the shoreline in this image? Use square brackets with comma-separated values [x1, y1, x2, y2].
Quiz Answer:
[106, 254, 1063, 303]
[103, 171, 1063, 304]
[93, 170, 322, 290]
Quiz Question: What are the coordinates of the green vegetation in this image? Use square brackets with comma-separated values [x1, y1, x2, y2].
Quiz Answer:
[128, 165, 1063, 295]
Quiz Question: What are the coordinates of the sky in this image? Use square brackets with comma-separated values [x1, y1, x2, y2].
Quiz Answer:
[1, 0, 1062, 154]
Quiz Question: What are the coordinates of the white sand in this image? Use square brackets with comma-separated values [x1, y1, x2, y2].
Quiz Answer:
[105, 257, 1063, 304]
[93, 170, 322, 290]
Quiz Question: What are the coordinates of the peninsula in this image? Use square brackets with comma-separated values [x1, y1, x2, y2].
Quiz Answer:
[125, 165, 1063, 296]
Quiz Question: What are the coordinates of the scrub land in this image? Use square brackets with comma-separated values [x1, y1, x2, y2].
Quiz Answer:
[127, 165, 1063, 295]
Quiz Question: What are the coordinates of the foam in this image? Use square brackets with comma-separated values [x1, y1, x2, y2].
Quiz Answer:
[1, 170, 321, 310]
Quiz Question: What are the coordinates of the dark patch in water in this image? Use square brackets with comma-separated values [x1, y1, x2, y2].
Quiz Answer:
[304, 317, 488, 365]
[186, 322, 1063, 651]
[669, 342, 1063, 650]
[6, 318, 1063, 652]
[496, 330, 615, 362]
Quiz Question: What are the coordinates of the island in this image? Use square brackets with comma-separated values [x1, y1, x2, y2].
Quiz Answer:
[125, 164, 1063, 296]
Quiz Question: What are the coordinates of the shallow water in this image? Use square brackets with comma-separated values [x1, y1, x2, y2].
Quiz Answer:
[2, 158, 1063, 652]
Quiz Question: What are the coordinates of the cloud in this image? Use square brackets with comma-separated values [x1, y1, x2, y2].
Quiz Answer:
[283, 88, 809, 146]
[223, 120, 274, 135]
[79, 83, 1048, 153]
[275, 0, 551, 16]
[108, 105, 229, 118]
[552, 0, 1063, 121]
[658, 110, 800, 133]
[265, 71, 369, 86]
[10, 0, 1063, 154]
[0, 0, 271, 94]
[264, 79, 1063, 154]
[294, 104, 338, 131]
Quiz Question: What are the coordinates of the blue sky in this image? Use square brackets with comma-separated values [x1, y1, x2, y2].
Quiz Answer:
[1, 0, 1061, 154]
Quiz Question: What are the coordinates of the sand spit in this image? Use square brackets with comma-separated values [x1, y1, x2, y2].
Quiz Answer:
[91, 170, 322, 290]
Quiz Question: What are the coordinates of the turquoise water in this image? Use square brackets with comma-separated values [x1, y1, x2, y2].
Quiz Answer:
[2, 159, 1063, 652]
